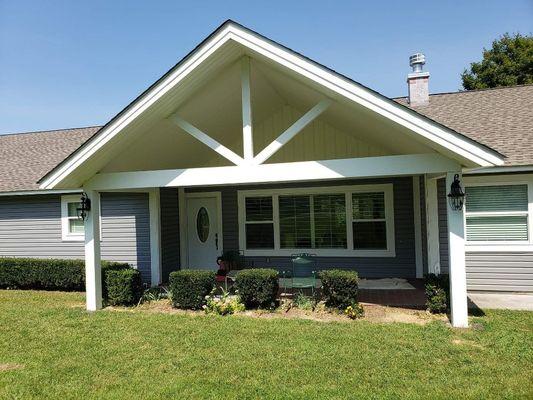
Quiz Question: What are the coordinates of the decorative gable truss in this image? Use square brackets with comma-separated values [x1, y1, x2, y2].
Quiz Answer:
[168, 57, 332, 167]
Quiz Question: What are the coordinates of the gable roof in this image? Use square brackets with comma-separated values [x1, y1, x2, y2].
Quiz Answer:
[1, 84, 530, 193]
[394, 85, 533, 166]
[0, 127, 100, 193]
[35, 20, 504, 190]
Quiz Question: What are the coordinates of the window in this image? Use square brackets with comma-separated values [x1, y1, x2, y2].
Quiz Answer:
[239, 184, 394, 257]
[465, 185, 529, 242]
[61, 195, 84, 241]
[279, 195, 312, 248]
[313, 194, 347, 249]
[352, 192, 387, 249]
[244, 197, 274, 249]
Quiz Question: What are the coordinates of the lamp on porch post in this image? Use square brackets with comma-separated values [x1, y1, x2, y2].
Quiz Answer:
[76, 192, 92, 221]
[447, 174, 465, 211]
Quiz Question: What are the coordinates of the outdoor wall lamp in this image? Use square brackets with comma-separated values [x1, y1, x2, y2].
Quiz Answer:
[447, 174, 465, 211]
[76, 193, 91, 221]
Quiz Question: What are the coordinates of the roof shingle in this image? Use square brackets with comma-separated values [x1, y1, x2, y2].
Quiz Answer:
[0, 127, 100, 192]
[394, 85, 533, 166]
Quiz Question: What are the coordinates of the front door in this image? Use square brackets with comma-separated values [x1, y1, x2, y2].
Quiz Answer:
[186, 195, 221, 269]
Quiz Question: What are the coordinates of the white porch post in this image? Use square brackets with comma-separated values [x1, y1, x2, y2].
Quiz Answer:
[425, 176, 440, 274]
[84, 190, 102, 311]
[149, 189, 162, 286]
[412, 175, 423, 278]
[446, 172, 469, 328]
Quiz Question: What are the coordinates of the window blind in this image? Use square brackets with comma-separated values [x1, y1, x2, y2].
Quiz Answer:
[465, 185, 529, 242]
[466, 216, 528, 241]
[466, 185, 528, 212]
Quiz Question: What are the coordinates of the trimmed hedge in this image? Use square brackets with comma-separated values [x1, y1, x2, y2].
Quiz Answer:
[169, 270, 216, 309]
[425, 274, 449, 313]
[106, 269, 143, 306]
[0, 257, 131, 295]
[319, 269, 359, 309]
[235, 268, 279, 309]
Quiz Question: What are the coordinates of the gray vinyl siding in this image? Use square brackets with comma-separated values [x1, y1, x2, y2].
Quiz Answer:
[437, 178, 449, 274]
[100, 193, 151, 283]
[437, 177, 533, 292]
[187, 177, 416, 278]
[466, 252, 533, 292]
[0, 192, 151, 283]
[160, 187, 180, 282]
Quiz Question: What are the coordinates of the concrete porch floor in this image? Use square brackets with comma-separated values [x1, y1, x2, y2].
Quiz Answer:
[468, 292, 533, 311]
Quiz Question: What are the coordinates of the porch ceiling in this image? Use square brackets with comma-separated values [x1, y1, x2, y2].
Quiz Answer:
[39, 21, 504, 190]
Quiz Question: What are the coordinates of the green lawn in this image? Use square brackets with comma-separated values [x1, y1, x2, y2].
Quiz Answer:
[0, 291, 532, 399]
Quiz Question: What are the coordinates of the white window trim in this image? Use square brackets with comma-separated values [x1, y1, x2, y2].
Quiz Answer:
[464, 175, 533, 252]
[237, 184, 395, 257]
[61, 194, 85, 242]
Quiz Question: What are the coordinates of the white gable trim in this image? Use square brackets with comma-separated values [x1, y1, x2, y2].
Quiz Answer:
[39, 22, 503, 189]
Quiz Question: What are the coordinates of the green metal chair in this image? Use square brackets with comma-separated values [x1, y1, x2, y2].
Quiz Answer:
[290, 253, 318, 295]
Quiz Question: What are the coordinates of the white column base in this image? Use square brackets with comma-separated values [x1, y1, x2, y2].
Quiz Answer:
[446, 172, 468, 328]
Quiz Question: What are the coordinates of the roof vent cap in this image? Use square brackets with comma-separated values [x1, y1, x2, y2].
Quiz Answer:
[409, 53, 426, 73]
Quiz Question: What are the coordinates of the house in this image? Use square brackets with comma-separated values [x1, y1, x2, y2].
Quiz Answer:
[1, 21, 532, 327]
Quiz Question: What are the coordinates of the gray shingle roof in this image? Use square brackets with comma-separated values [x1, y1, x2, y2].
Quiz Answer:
[0, 126, 100, 192]
[394, 85, 533, 166]
[0, 85, 532, 193]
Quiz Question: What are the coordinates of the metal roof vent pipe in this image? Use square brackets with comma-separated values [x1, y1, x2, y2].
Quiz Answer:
[407, 53, 430, 107]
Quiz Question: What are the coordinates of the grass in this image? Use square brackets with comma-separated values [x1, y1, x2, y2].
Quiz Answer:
[0, 291, 532, 399]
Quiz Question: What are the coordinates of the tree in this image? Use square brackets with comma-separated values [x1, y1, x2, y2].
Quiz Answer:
[461, 33, 533, 90]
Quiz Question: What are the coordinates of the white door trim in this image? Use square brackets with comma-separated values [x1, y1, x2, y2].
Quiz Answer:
[180, 191, 223, 269]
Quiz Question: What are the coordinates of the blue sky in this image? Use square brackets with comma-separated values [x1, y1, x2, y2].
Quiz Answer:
[0, 0, 531, 134]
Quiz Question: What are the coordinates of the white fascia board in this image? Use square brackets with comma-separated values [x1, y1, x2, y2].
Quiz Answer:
[85, 153, 460, 191]
[40, 22, 503, 190]
[0, 189, 82, 197]
[465, 165, 533, 175]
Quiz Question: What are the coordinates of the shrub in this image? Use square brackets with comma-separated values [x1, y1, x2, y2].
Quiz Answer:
[169, 270, 216, 309]
[319, 269, 359, 309]
[425, 274, 449, 313]
[0, 257, 131, 295]
[235, 268, 279, 309]
[106, 269, 143, 306]
[204, 288, 245, 315]
[344, 302, 365, 319]
[101, 261, 131, 298]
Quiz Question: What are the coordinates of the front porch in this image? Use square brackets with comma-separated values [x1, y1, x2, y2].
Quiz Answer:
[38, 23, 505, 327]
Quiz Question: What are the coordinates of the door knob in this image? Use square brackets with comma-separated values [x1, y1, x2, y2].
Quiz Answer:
[215, 233, 219, 250]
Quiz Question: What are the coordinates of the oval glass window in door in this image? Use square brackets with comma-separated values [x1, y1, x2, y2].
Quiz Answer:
[196, 207, 210, 243]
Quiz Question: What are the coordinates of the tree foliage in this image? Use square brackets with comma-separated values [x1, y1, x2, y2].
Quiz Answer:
[461, 33, 533, 90]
